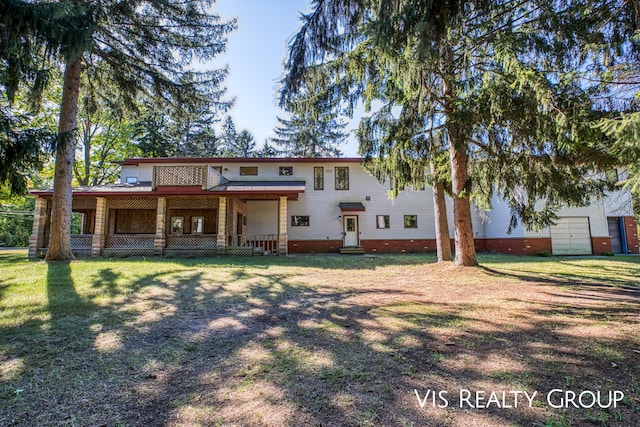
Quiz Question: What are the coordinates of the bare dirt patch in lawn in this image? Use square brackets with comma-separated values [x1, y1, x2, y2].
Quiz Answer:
[0, 253, 639, 426]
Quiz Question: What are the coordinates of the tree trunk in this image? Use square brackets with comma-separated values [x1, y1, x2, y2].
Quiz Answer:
[449, 137, 478, 266]
[83, 119, 91, 186]
[431, 162, 452, 262]
[46, 55, 82, 261]
[441, 42, 478, 266]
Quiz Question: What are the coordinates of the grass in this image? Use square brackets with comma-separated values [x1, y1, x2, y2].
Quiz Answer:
[0, 250, 639, 426]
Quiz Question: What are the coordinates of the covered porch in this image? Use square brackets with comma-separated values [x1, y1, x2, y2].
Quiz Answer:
[29, 184, 301, 258]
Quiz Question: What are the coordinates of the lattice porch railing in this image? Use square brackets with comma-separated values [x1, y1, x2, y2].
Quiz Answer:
[153, 165, 207, 187]
[70, 234, 93, 257]
[103, 235, 155, 257]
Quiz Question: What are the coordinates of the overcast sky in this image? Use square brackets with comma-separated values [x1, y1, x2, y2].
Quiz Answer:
[211, 0, 359, 156]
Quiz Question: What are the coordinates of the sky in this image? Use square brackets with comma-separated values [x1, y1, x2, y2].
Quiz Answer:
[210, 0, 359, 156]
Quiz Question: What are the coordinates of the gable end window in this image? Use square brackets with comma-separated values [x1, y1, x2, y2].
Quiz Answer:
[314, 167, 324, 190]
[240, 166, 258, 176]
[335, 167, 349, 190]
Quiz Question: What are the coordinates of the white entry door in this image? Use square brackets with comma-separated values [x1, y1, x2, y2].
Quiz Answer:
[343, 215, 359, 247]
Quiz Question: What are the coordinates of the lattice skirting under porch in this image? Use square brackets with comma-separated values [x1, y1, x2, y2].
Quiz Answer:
[163, 235, 218, 257]
[102, 235, 155, 257]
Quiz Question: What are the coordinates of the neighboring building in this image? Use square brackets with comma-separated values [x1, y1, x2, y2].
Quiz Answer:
[28, 157, 639, 258]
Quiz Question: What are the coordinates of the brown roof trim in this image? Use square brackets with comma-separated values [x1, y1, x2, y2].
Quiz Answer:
[117, 157, 363, 166]
[31, 184, 305, 198]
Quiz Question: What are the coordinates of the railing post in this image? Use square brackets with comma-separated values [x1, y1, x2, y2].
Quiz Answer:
[217, 196, 227, 255]
[278, 196, 288, 256]
[28, 197, 47, 259]
[154, 197, 166, 255]
[92, 197, 107, 257]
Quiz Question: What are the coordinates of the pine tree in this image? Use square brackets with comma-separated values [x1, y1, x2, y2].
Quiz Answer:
[281, 0, 623, 266]
[271, 113, 346, 158]
[256, 140, 278, 158]
[220, 116, 256, 157]
[1, 0, 235, 260]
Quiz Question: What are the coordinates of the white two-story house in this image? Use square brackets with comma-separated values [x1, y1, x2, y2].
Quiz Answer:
[29, 157, 639, 258]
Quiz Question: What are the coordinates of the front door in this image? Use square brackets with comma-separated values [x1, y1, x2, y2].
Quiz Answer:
[343, 215, 359, 247]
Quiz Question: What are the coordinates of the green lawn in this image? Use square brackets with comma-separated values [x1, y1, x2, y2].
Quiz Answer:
[1, 250, 639, 426]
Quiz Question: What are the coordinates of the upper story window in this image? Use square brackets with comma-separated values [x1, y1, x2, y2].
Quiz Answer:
[314, 167, 324, 190]
[240, 166, 258, 176]
[335, 167, 349, 190]
[279, 166, 293, 176]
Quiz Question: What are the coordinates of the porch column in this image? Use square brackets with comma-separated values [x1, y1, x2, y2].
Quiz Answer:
[28, 198, 47, 259]
[91, 197, 107, 257]
[154, 197, 166, 255]
[217, 196, 227, 255]
[278, 196, 288, 256]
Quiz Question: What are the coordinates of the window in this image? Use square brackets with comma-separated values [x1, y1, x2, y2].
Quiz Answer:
[240, 166, 258, 176]
[279, 166, 293, 176]
[314, 167, 324, 190]
[404, 215, 418, 229]
[335, 167, 349, 190]
[125, 176, 138, 184]
[291, 215, 310, 226]
[212, 166, 222, 173]
[171, 217, 184, 234]
[376, 215, 390, 229]
[191, 216, 204, 234]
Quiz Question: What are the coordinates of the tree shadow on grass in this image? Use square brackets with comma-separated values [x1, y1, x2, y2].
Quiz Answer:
[2, 259, 639, 426]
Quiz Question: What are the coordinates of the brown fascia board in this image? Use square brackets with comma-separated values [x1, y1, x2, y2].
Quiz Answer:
[30, 184, 305, 198]
[115, 157, 364, 166]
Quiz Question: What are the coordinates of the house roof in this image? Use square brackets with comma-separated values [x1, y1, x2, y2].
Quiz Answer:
[30, 181, 306, 198]
[117, 157, 363, 166]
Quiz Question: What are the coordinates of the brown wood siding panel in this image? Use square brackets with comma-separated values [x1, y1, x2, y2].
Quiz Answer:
[114, 209, 156, 234]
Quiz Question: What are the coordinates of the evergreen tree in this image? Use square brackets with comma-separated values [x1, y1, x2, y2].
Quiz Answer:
[220, 116, 256, 157]
[1, 0, 235, 260]
[271, 112, 346, 157]
[134, 107, 174, 158]
[273, 77, 347, 157]
[281, 0, 622, 266]
[256, 140, 278, 158]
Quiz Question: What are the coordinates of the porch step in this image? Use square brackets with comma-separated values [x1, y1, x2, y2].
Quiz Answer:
[340, 246, 365, 255]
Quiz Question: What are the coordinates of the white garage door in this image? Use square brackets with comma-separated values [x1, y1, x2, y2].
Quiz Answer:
[550, 217, 592, 255]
